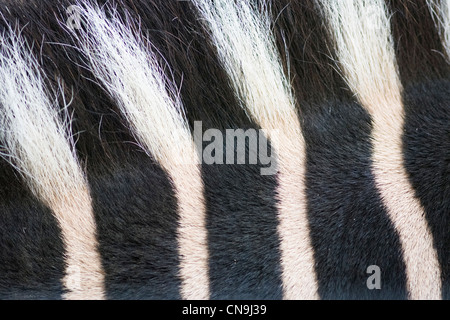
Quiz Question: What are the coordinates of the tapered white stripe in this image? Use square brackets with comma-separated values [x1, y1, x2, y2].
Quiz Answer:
[428, 0, 450, 58]
[0, 30, 105, 300]
[318, 0, 442, 299]
[70, 2, 209, 299]
[192, 0, 318, 299]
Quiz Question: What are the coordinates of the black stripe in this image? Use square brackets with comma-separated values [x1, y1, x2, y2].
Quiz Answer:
[64, 14, 182, 300]
[387, 0, 450, 83]
[51, 0, 280, 299]
[123, 0, 253, 132]
[175, 1, 283, 299]
[89, 156, 181, 300]
[16, 0, 183, 299]
[0, 159, 66, 299]
[0, 3, 67, 300]
[125, 0, 284, 298]
[203, 145, 282, 300]
[272, 0, 408, 299]
[2, 0, 448, 300]
[387, 0, 450, 299]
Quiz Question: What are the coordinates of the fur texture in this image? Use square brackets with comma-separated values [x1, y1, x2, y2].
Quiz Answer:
[0, 0, 448, 300]
[192, 0, 317, 299]
[0, 27, 104, 299]
[70, 1, 208, 300]
[317, 0, 441, 300]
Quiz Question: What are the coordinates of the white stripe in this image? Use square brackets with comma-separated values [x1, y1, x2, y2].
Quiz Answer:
[192, 0, 318, 299]
[318, 0, 442, 300]
[0, 29, 105, 300]
[70, 2, 209, 299]
[427, 0, 450, 58]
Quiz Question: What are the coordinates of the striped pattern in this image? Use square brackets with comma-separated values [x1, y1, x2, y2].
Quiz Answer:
[318, 0, 441, 300]
[0, 27, 105, 299]
[69, 1, 208, 300]
[191, 0, 318, 299]
[0, 0, 448, 300]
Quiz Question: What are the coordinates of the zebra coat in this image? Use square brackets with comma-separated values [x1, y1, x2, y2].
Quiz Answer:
[0, 0, 448, 300]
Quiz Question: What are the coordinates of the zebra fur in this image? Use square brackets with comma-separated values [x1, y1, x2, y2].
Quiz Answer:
[0, 0, 448, 300]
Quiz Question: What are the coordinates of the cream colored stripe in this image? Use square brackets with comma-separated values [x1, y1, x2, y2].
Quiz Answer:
[318, 0, 441, 299]
[268, 119, 319, 300]
[168, 151, 209, 300]
[71, 2, 209, 299]
[55, 189, 105, 300]
[370, 95, 441, 300]
[427, 0, 450, 58]
[192, 0, 318, 299]
[0, 30, 105, 300]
